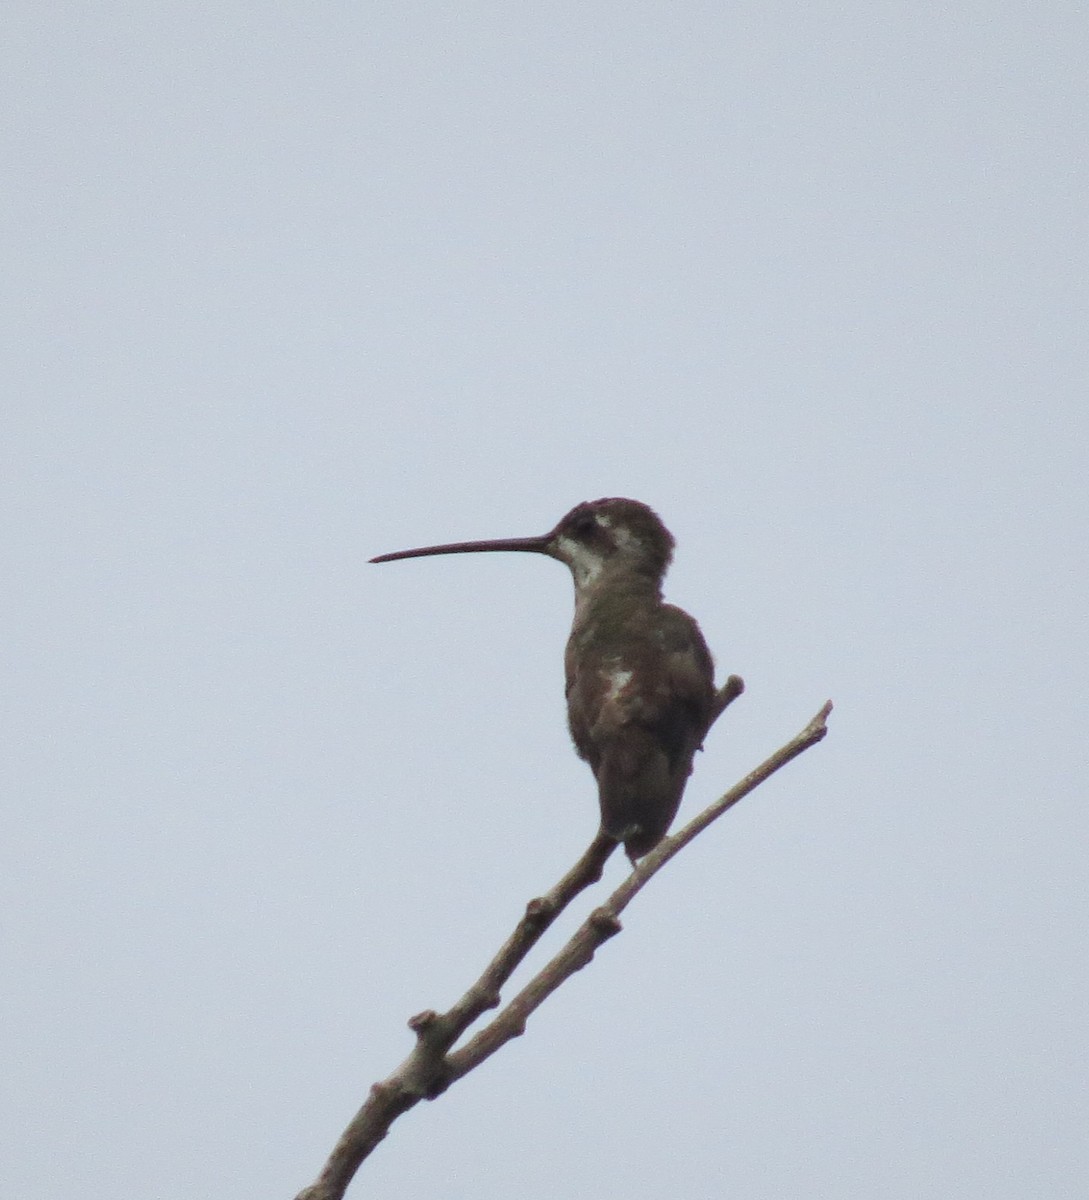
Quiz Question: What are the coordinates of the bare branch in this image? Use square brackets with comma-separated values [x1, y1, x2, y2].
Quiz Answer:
[292, 836, 619, 1200]
[444, 698, 831, 1082]
[293, 691, 830, 1200]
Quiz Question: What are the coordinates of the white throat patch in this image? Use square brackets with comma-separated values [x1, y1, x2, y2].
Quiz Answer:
[555, 534, 607, 588]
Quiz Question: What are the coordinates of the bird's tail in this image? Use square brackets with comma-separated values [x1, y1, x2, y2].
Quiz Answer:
[596, 728, 686, 860]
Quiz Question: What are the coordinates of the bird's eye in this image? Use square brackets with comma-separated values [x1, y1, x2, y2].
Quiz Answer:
[570, 511, 597, 535]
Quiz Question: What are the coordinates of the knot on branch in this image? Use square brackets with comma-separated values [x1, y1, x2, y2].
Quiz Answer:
[588, 908, 622, 937]
[369, 1078, 427, 1106]
[408, 1009, 440, 1035]
[408, 1009, 458, 1055]
[524, 896, 557, 926]
[468, 984, 501, 1012]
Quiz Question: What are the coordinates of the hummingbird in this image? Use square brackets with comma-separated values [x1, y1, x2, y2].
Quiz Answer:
[370, 498, 717, 861]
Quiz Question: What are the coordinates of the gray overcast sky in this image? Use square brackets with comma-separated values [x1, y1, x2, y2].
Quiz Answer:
[3, 4, 1086, 1197]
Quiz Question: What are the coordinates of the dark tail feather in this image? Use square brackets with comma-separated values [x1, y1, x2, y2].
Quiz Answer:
[596, 729, 688, 859]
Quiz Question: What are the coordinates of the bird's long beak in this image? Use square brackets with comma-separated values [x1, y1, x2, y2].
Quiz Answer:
[370, 532, 553, 564]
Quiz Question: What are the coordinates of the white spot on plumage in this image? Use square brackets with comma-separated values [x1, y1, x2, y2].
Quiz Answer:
[611, 525, 639, 552]
[605, 667, 634, 702]
[555, 535, 607, 588]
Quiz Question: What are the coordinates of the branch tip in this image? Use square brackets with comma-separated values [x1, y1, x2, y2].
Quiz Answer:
[708, 674, 745, 725]
[809, 700, 833, 734]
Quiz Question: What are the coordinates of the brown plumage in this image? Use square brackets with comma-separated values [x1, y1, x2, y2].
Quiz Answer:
[371, 498, 717, 859]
